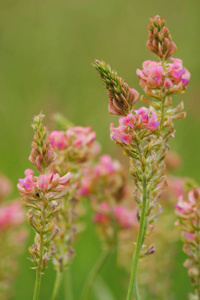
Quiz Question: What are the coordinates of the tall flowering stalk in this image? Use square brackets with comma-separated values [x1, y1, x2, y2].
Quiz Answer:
[175, 187, 200, 300]
[79, 154, 137, 299]
[17, 113, 71, 300]
[48, 124, 100, 300]
[116, 152, 185, 299]
[94, 15, 190, 300]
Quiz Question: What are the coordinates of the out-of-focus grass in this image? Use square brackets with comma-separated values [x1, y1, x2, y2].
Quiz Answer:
[0, 0, 199, 299]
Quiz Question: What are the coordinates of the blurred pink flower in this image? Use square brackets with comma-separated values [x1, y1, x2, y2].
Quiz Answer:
[94, 202, 136, 229]
[49, 131, 68, 150]
[113, 205, 136, 229]
[0, 201, 25, 230]
[94, 202, 110, 224]
[0, 174, 12, 201]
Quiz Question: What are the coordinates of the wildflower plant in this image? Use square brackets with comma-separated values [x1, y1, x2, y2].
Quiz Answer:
[175, 187, 200, 300]
[79, 154, 137, 300]
[47, 121, 101, 299]
[17, 113, 71, 300]
[94, 15, 190, 300]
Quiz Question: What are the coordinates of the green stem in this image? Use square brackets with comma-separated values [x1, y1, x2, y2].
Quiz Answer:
[51, 271, 63, 300]
[81, 248, 110, 300]
[134, 279, 141, 300]
[126, 174, 147, 300]
[64, 269, 74, 300]
[33, 268, 42, 300]
[33, 218, 45, 300]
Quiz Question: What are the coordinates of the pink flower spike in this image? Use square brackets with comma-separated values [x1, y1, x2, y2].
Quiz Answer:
[59, 172, 71, 185]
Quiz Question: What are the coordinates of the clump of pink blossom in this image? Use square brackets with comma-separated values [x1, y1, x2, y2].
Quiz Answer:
[18, 169, 71, 201]
[136, 58, 190, 94]
[110, 108, 159, 146]
[94, 202, 136, 229]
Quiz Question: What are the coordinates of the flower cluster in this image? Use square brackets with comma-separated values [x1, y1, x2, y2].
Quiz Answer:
[175, 187, 200, 299]
[79, 155, 137, 249]
[137, 58, 190, 96]
[110, 107, 159, 146]
[79, 154, 126, 200]
[49, 126, 100, 171]
[17, 113, 71, 276]
[47, 122, 100, 273]
[94, 15, 190, 299]
[18, 169, 71, 201]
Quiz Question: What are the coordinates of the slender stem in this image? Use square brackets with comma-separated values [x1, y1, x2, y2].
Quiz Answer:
[134, 279, 141, 300]
[81, 248, 110, 300]
[51, 271, 63, 300]
[33, 268, 42, 300]
[33, 211, 45, 300]
[126, 174, 147, 300]
[64, 269, 74, 300]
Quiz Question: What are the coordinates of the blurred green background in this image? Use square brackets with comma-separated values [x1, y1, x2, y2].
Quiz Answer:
[0, 0, 200, 299]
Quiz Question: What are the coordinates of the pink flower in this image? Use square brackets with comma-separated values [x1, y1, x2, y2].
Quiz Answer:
[137, 58, 190, 93]
[110, 123, 132, 145]
[136, 60, 164, 89]
[113, 205, 136, 229]
[163, 78, 173, 90]
[94, 202, 111, 224]
[167, 58, 190, 87]
[174, 195, 193, 214]
[0, 174, 12, 201]
[49, 131, 68, 150]
[174, 189, 200, 215]
[0, 201, 25, 230]
[66, 126, 96, 147]
[17, 169, 71, 200]
[94, 155, 121, 176]
[18, 169, 36, 195]
[59, 173, 71, 185]
[134, 107, 159, 131]
[110, 108, 159, 146]
[94, 203, 136, 229]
